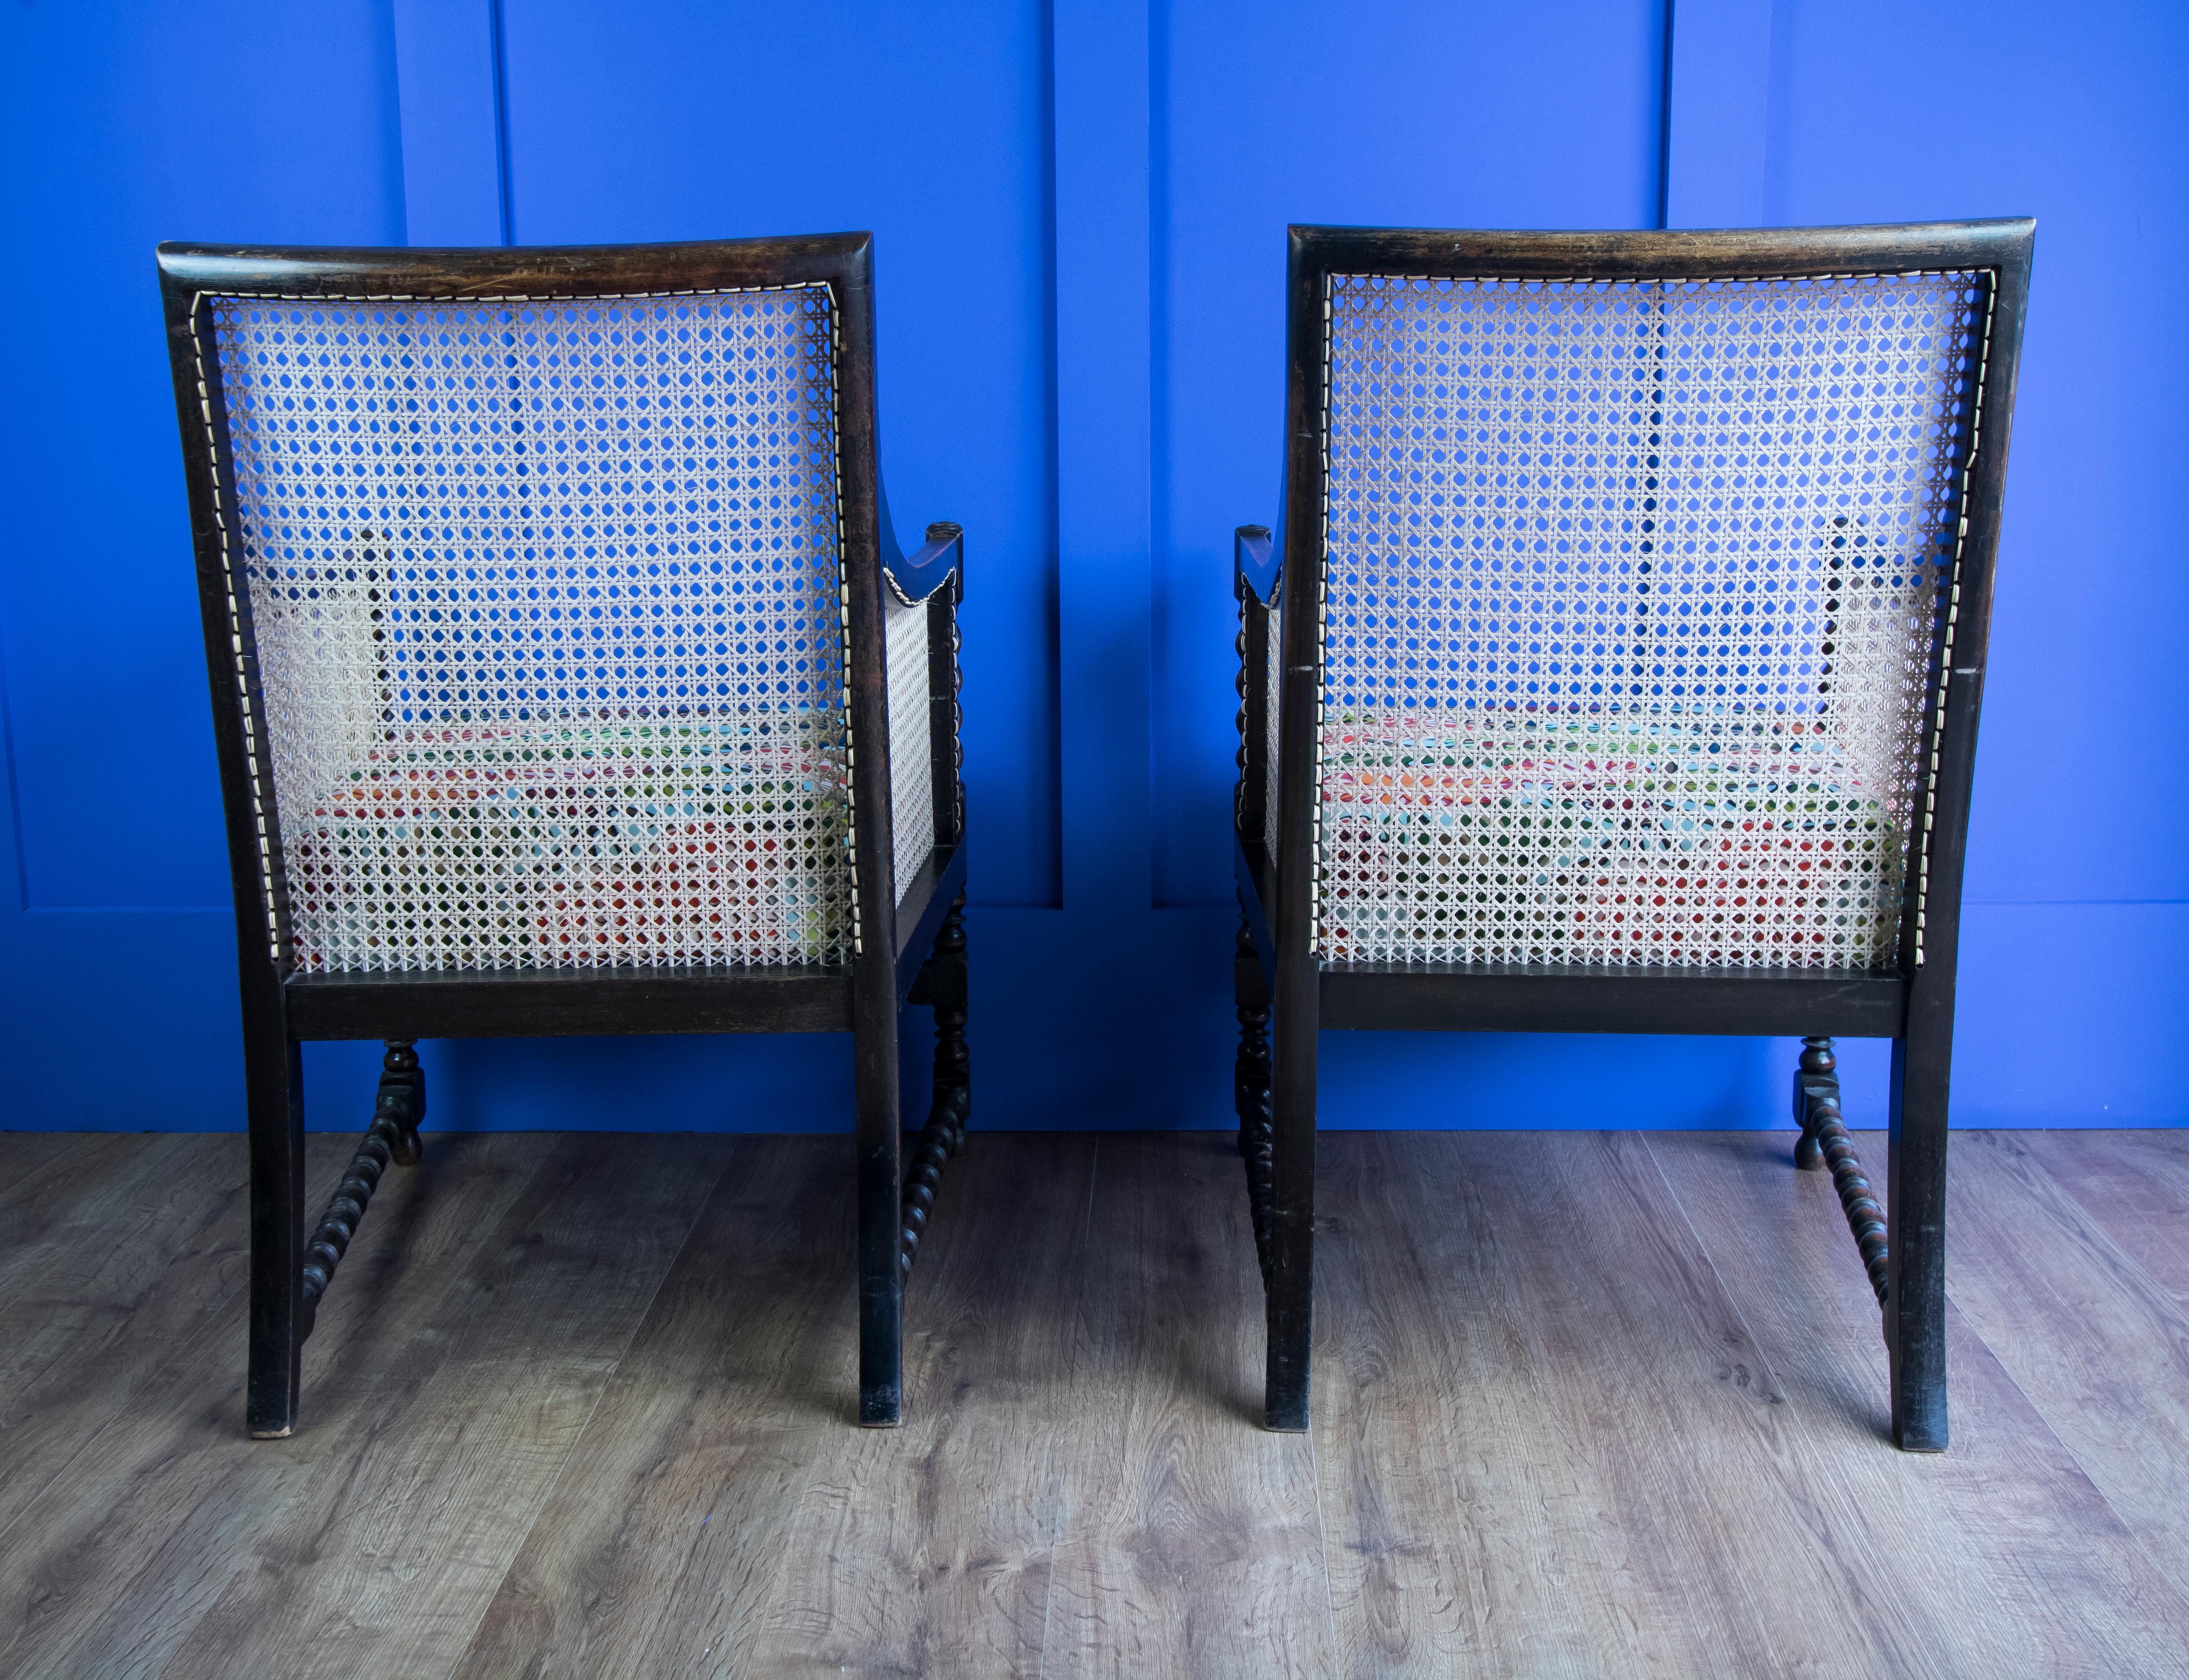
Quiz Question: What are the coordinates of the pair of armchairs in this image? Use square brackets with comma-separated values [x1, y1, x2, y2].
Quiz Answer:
[159, 219, 2031, 1453]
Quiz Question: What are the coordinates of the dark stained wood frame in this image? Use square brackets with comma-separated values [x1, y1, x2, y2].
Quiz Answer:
[1233, 219, 2036, 1448]
[155, 233, 969, 1436]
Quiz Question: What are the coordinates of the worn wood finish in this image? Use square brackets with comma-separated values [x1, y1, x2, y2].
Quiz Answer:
[1293, 217, 2039, 282]
[1320, 963, 1907, 1036]
[924, 530, 966, 851]
[892, 841, 967, 973]
[5, 1128, 2189, 1676]
[155, 232, 971, 1434]
[1238, 218, 2036, 1444]
[154, 233, 876, 305]
[283, 964, 855, 1040]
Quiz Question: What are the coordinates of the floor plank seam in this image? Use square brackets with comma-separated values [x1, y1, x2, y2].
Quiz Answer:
[0, 1156, 255, 1557]
[1941, 1140, 2189, 1611]
[1304, 1377, 1343, 1666]
[1034, 1134, 1098, 1680]
[1634, 1129, 1836, 1678]
[432, 1139, 746, 1680]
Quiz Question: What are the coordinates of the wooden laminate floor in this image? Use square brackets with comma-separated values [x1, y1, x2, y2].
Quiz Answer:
[2, 1127, 2187, 1678]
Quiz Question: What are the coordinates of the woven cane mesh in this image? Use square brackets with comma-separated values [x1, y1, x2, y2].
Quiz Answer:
[885, 590, 934, 905]
[206, 286, 854, 972]
[1317, 270, 1986, 969]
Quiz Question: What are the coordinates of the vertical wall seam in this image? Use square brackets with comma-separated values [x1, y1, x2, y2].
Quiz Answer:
[1037, 0, 1065, 906]
[1146, 0, 1171, 908]
[0, 625, 30, 910]
[1656, 0, 1677, 228]
[488, 0, 515, 244]
[380, 0, 410, 246]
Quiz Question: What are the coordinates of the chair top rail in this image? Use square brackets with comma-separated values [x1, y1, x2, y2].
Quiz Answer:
[155, 232, 872, 302]
[1289, 218, 2035, 282]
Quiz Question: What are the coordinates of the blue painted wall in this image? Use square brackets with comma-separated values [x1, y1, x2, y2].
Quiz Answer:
[1, 0, 2182, 1132]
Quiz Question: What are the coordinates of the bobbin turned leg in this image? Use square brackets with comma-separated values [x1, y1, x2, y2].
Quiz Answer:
[1888, 1023, 1951, 1452]
[1793, 1037, 1892, 1303]
[244, 990, 304, 1439]
[929, 896, 970, 1159]
[1792, 1036, 1834, 1170]
[1235, 914, 1275, 1277]
[899, 894, 969, 1278]
[296, 1041, 427, 1342]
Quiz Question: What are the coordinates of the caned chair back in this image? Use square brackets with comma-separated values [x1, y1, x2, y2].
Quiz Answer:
[1252, 230, 2022, 978]
[170, 248, 936, 975]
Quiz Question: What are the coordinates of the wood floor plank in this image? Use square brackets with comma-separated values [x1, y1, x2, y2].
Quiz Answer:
[742, 1133, 1096, 1680]
[0, 1133, 175, 1253]
[0, 1130, 81, 1171]
[155, 1132, 734, 1680]
[1312, 1133, 1646, 1680]
[1940, 1128, 2189, 1602]
[0, 1131, 552, 1680]
[446, 1133, 857, 1680]
[2, 1129, 2189, 1679]
[2020, 1129, 2189, 1310]
[1440, 1130, 1943, 1679]
[1649, 1129, 2189, 1678]
[0, 1132, 109, 1224]
[1043, 1133, 1338, 1680]
[0, 1134, 249, 1540]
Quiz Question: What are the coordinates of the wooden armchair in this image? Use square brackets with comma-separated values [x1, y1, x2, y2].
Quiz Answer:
[157, 233, 969, 1434]
[1232, 221, 2034, 1449]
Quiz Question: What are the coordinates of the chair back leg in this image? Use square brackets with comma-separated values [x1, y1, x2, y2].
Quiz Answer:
[244, 994, 305, 1439]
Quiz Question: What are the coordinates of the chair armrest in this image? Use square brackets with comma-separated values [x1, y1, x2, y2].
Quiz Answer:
[879, 476, 964, 603]
[875, 489, 966, 899]
[1234, 523, 1278, 605]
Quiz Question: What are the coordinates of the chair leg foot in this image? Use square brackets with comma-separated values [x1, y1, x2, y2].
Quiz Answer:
[857, 1234, 904, 1428]
[1264, 1270, 1311, 1434]
[859, 1363, 904, 1428]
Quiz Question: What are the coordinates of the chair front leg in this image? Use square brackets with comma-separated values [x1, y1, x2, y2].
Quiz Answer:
[244, 997, 305, 1439]
[1887, 1025, 1951, 1451]
[854, 949, 905, 1427]
[1235, 912, 1274, 1276]
[1265, 954, 1316, 1434]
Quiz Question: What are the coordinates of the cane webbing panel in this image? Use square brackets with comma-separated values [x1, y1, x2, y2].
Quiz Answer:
[1317, 270, 1988, 969]
[206, 285, 853, 972]
[885, 589, 934, 905]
